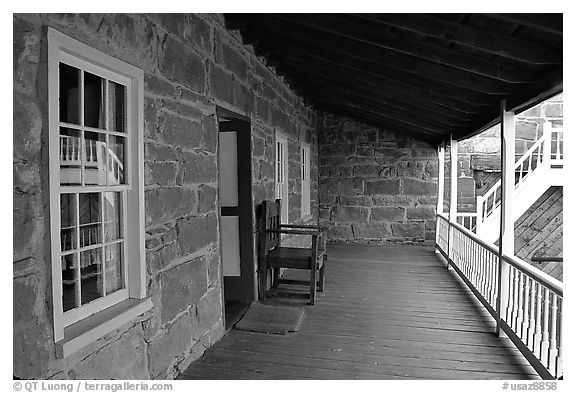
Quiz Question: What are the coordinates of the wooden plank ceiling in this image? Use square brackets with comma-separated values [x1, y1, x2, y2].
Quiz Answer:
[224, 14, 563, 145]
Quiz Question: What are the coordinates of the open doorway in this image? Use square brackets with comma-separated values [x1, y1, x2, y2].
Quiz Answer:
[217, 110, 256, 330]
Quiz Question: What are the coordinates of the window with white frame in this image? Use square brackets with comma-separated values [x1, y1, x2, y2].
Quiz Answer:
[275, 133, 289, 223]
[300, 143, 311, 218]
[48, 28, 147, 347]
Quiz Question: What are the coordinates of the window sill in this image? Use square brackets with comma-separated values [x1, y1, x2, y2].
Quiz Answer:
[300, 215, 314, 223]
[56, 297, 153, 359]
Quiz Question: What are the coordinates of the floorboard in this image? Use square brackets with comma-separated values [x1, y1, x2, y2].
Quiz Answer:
[179, 244, 538, 380]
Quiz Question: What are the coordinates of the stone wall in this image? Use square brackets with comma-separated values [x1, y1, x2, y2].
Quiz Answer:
[318, 114, 438, 245]
[13, 13, 317, 379]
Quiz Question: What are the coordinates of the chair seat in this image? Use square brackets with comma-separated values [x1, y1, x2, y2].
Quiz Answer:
[267, 247, 325, 270]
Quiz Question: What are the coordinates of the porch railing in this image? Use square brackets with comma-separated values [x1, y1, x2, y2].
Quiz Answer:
[455, 124, 563, 237]
[436, 213, 563, 380]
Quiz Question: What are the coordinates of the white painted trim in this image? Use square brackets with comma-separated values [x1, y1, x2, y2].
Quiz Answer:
[47, 28, 146, 344]
[57, 298, 153, 358]
[275, 132, 289, 224]
[300, 143, 311, 218]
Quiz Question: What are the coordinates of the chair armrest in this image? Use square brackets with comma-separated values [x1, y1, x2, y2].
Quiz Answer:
[266, 228, 322, 236]
[280, 224, 329, 232]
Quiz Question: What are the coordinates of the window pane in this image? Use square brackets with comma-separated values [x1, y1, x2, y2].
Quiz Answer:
[84, 131, 107, 185]
[108, 81, 126, 132]
[84, 72, 106, 129]
[80, 248, 103, 305]
[60, 194, 77, 252]
[59, 63, 80, 125]
[104, 243, 124, 295]
[79, 193, 102, 247]
[62, 253, 78, 312]
[107, 135, 126, 185]
[103, 192, 122, 241]
[59, 128, 82, 186]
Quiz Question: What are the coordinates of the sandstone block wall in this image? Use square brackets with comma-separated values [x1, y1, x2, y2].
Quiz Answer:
[13, 13, 317, 379]
[318, 114, 438, 245]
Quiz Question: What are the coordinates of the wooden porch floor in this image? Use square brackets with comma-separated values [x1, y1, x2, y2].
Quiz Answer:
[180, 244, 538, 380]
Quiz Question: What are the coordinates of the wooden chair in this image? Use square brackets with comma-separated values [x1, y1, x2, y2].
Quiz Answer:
[259, 199, 327, 305]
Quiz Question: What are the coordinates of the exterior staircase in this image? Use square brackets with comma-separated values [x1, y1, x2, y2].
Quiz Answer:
[456, 122, 563, 244]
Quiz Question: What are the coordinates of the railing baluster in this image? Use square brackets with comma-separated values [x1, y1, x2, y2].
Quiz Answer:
[527, 278, 536, 350]
[540, 289, 550, 366]
[521, 276, 530, 340]
[548, 293, 558, 371]
[506, 267, 515, 324]
[514, 271, 524, 338]
[555, 299, 563, 378]
[534, 282, 543, 357]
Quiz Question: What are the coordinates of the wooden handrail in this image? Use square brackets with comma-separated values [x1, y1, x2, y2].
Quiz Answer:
[436, 213, 563, 379]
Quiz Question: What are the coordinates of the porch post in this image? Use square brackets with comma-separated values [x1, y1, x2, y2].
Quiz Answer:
[497, 100, 515, 336]
[448, 135, 458, 263]
[435, 143, 445, 253]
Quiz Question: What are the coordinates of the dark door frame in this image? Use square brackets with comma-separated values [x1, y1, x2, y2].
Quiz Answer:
[216, 108, 256, 304]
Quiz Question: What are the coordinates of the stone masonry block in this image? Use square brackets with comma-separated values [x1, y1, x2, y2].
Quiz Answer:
[365, 179, 400, 195]
[176, 213, 218, 256]
[148, 313, 194, 378]
[339, 195, 372, 206]
[145, 162, 178, 186]
[71, 324, 149, 379]
[391, 222, 424, 238]
[331, 205, 369, 222]
[145, 187, 197, 228]
[515, 120, 538, 141]
[196, 287, 223, 334]
[197, 184, 217, 214]
[352, 222, 391, 238]
[328, 224, 354, 238]
[402, 179, 436, 196]
[160, 256, 207, 324]
[177, 152, 217, 184]
[406, 207, 436, 221]
[371, 207, 405, 222]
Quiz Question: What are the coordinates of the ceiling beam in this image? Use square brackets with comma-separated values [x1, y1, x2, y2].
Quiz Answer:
[272, 60, 490, 114]
[267, 49, 496, 106]
[315, 101, 440, 145]
[312, 94, 449, 136]
[300, 82, 473, 127]
[356, 14, 561, 65]
[297, 77, 477, 122]
[246, 30, 521, 96]
[483, 13, 563, 36]
[230, 14, 538, 83]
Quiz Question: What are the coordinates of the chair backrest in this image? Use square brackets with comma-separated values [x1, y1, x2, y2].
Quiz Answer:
[261, 199, 281, 252]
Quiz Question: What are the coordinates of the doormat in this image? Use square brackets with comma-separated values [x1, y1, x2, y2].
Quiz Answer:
[233, 303, 305, 334]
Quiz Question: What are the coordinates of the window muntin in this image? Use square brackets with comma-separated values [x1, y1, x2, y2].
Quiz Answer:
[301, 144, 311, 218]
[275, 134, 289, 224]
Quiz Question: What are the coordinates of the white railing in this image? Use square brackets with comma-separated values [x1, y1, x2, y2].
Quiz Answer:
[455, 212, 477, 233]
[436, 214, 563, 379]
[454, 123, 564, 239]
[60, 135, 124, 183]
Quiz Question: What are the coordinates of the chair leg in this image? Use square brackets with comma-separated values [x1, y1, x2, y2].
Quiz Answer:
[309, 268, 316, 305]
[319, 263, 326, 292]
[272, 267, 280, 288]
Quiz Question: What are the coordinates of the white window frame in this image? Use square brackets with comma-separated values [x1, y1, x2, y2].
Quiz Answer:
[48, 28, 149, 354]
[274, 133, 289, 224]
[300, 143, 311, 219]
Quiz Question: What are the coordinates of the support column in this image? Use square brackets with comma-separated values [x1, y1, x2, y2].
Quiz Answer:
[448, 136, 458, 263]
[435, 143, 445, 253]
[497, 100, 515, 336]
